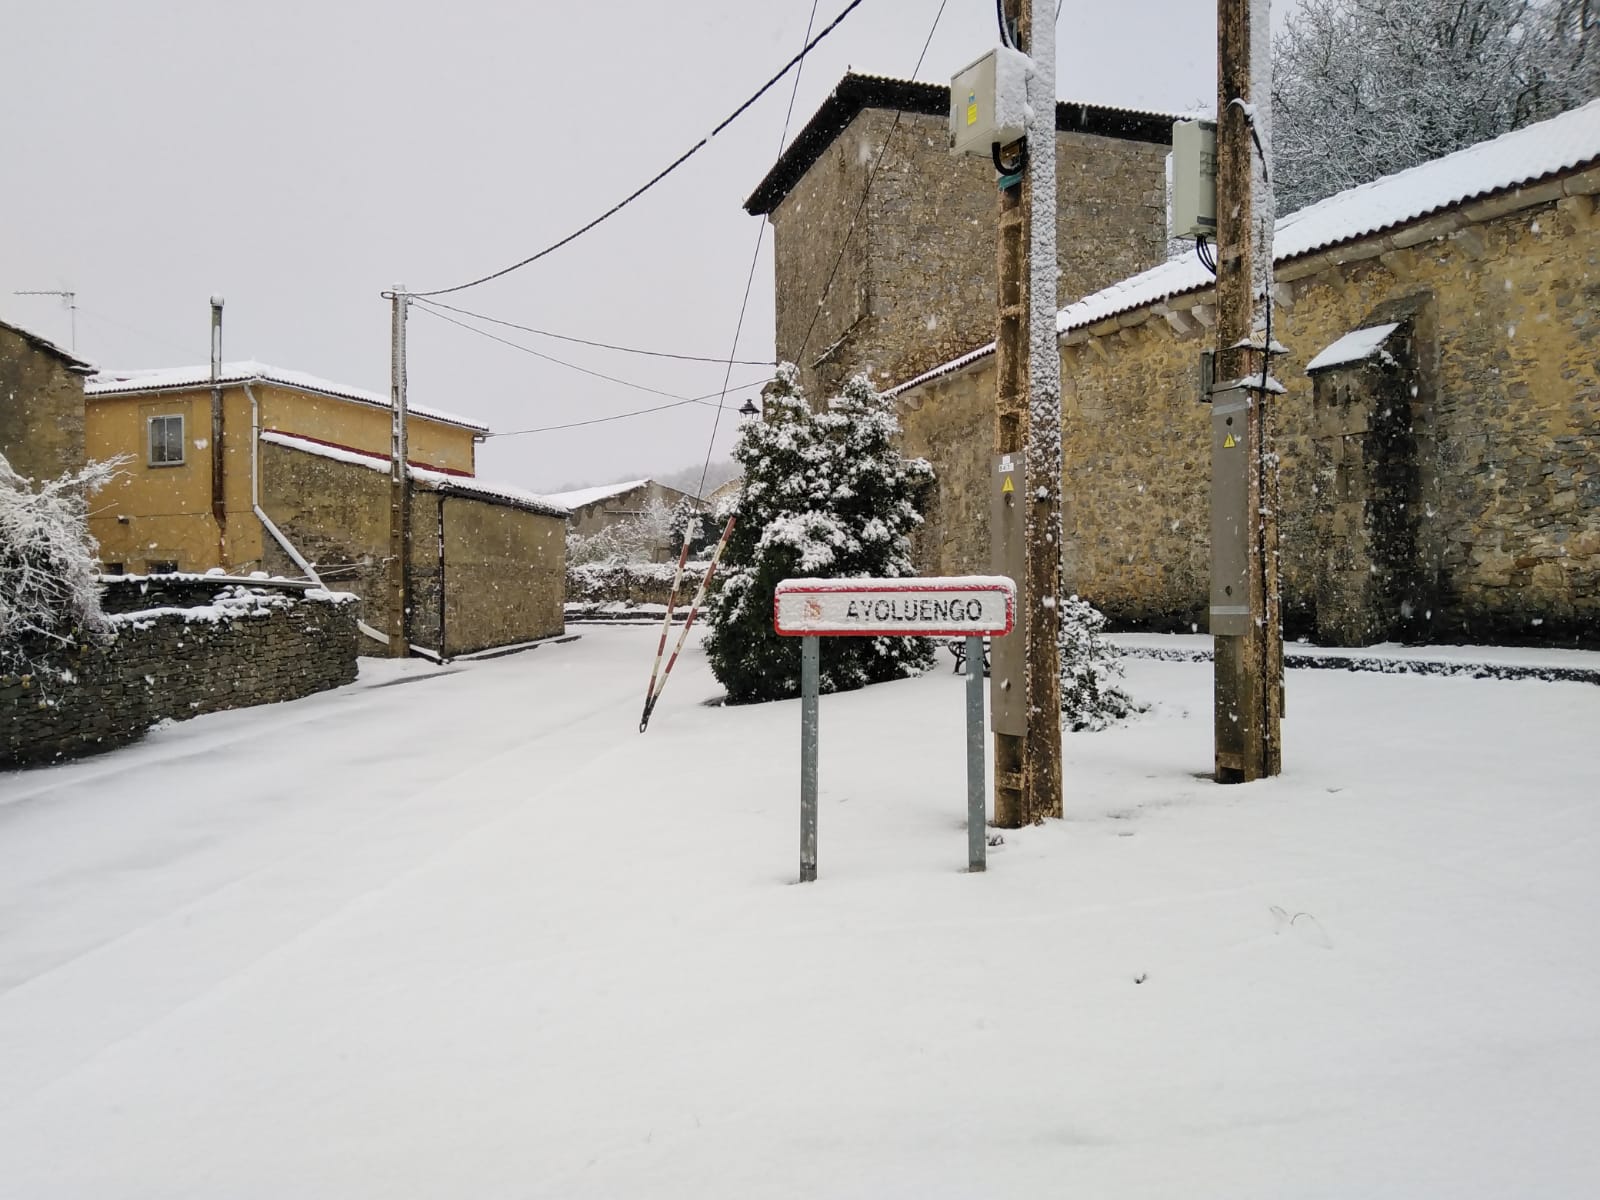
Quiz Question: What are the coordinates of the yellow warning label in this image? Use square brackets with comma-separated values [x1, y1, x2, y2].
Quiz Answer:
[1223, 433, 1238, 448]
[966, 98, 978, 126]
[1001, 475, 1015, 494]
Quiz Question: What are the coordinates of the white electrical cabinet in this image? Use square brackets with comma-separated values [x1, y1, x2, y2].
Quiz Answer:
[1170, 118, 1218, 240]
[948, 47, 1031, 158]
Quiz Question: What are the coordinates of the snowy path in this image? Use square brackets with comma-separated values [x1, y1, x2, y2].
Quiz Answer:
[1, 628, 1597, 1197]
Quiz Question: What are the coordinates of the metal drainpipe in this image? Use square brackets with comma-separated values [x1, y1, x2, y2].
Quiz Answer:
[210, 296, 227, 562]
[437, 493, 447, 661]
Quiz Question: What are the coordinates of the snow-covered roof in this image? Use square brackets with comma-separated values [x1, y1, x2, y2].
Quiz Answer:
[85, 360, 490, 434]
[0, 317, 96, 372]
[1305, 323, 1402, 373]
[542, 479, 654, 510]
[746, 72, 1180, 215]
[890, 97, 1600, 397]
[260, 431, 569, 518]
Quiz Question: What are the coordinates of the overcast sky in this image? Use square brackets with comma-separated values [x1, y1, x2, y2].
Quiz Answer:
[2, 1, 1288, 493]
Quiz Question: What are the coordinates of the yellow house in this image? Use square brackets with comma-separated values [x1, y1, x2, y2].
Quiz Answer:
[83, 360, 569, 655]
[85, 361, 485, 575]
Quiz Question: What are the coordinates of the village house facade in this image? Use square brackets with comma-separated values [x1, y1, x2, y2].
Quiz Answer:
[0, 318, 95, 483]
[84, 362, 567, 655]
[887, 99, 1600, 647]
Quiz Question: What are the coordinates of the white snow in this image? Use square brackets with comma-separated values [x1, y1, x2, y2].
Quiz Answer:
[889, 96, 1600, 397]
[259, 431, 569, 518]
[1, 628, 1598, 1196]
[1306, 322, 1403, 372]
[541, 478, 655, 510]
[85, 361, 490, 434]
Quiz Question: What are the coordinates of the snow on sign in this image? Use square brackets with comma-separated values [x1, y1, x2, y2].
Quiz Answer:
[774, 576, 1016, 637]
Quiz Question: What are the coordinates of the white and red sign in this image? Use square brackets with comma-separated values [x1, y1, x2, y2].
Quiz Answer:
[774, 576, 1016, 637]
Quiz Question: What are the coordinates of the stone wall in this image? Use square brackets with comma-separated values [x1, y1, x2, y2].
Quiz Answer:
[897, 182, 1600, 647]
[258, 441, 565, 656]
[2, 580, 359, 768]
[769, 109, 1169, 400]
[0, 323, 88, 483]
[432, 491, 565, 655]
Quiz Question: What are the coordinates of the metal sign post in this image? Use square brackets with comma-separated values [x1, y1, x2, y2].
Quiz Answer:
[775, 576, 1017, 882]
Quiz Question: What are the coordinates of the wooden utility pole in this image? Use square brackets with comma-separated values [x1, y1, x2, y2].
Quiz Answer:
[992, 0, 1063, 826]
[1212, 0, 1282, 781]
[388, 284, 411, 658]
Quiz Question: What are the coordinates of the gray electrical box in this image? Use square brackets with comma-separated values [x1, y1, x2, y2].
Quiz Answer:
[1170, 119, 1218, 240]
[990, 452, 1027, 735]
[1209, 396, 1250, 635]
[949, 48, 1030, 158]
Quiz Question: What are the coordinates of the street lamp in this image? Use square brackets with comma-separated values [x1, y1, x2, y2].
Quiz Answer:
[738, 397, 759, 417]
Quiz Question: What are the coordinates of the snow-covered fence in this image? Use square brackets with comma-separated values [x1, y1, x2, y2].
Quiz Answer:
[2, 577, 359, 768]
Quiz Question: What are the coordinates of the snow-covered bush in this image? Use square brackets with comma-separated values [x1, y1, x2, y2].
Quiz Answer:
[1, 453, 121, 673]
[705, 366, 935, 703]
[1057, 594, 1138, 732]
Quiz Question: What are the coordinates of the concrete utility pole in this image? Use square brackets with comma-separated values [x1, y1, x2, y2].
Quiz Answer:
[992, 0, 1063, 827]
[1211, 0, 1283, 781]
[388, 284, 411, 658]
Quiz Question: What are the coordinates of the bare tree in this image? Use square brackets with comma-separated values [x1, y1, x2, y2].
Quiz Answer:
[1274, 0, 1599, 214]
[1, 454, 123, 673]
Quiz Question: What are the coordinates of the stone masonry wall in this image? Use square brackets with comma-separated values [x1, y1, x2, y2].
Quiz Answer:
[770, 108, 1169, 400]
[259, 441, 565, 657]
[2, 581, 359, 768]
[0, 324, 87, 484]
[896, 182, 1600, 646]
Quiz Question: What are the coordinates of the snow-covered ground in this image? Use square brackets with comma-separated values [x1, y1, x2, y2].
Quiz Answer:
[1, 628, 1596, 1197]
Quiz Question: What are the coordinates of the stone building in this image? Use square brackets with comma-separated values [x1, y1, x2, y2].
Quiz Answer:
[891, 98, 1600, 647]
[545, 478, 702, 540]
[83, 361, 567, 654]
[0, 318, 95, 482]
[744, 72, 1175, 399]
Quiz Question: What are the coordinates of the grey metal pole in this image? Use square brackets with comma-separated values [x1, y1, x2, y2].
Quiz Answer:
[800, 635, 819, 882]
[966, 634, 986, 872]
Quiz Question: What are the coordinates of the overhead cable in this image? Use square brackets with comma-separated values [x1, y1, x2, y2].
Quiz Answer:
[797, 0, 949, 363]
[410, 0, 867, 298]
[410, 297, 773, 366]
[695, 0, 823, 500]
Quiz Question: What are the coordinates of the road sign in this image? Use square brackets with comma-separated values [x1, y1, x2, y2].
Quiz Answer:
[774, 576, 1016, 638]
[773, 576, 1016, 881]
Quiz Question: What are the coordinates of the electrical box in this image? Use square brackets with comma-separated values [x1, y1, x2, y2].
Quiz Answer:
[1170, 118, 1218, 239]
[990, 452, 1027, 735]
[1209, 395, 1250, 636]
[949, 48, 1031, 158]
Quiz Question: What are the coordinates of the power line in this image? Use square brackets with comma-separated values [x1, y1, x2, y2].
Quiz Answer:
[489, 379, 771, 439]
[412, 301, 739, 406]
[411, 0, 867, 299]
[696, 0, 823, 500]
[408, 296, 773, 366]
[797, 0, 950, 364]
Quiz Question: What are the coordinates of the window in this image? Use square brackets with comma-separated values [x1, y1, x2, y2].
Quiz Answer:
[147, 560, 178, 575]
[147, 414, 185, 466]
[104, 562, 125, 576]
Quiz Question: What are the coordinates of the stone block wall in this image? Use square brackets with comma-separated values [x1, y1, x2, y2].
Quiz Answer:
[3, 581, 359, 768]
[770, 109, 1169, 400]
[896, 182, 1600, 646]
[0, 323, 87, 484]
